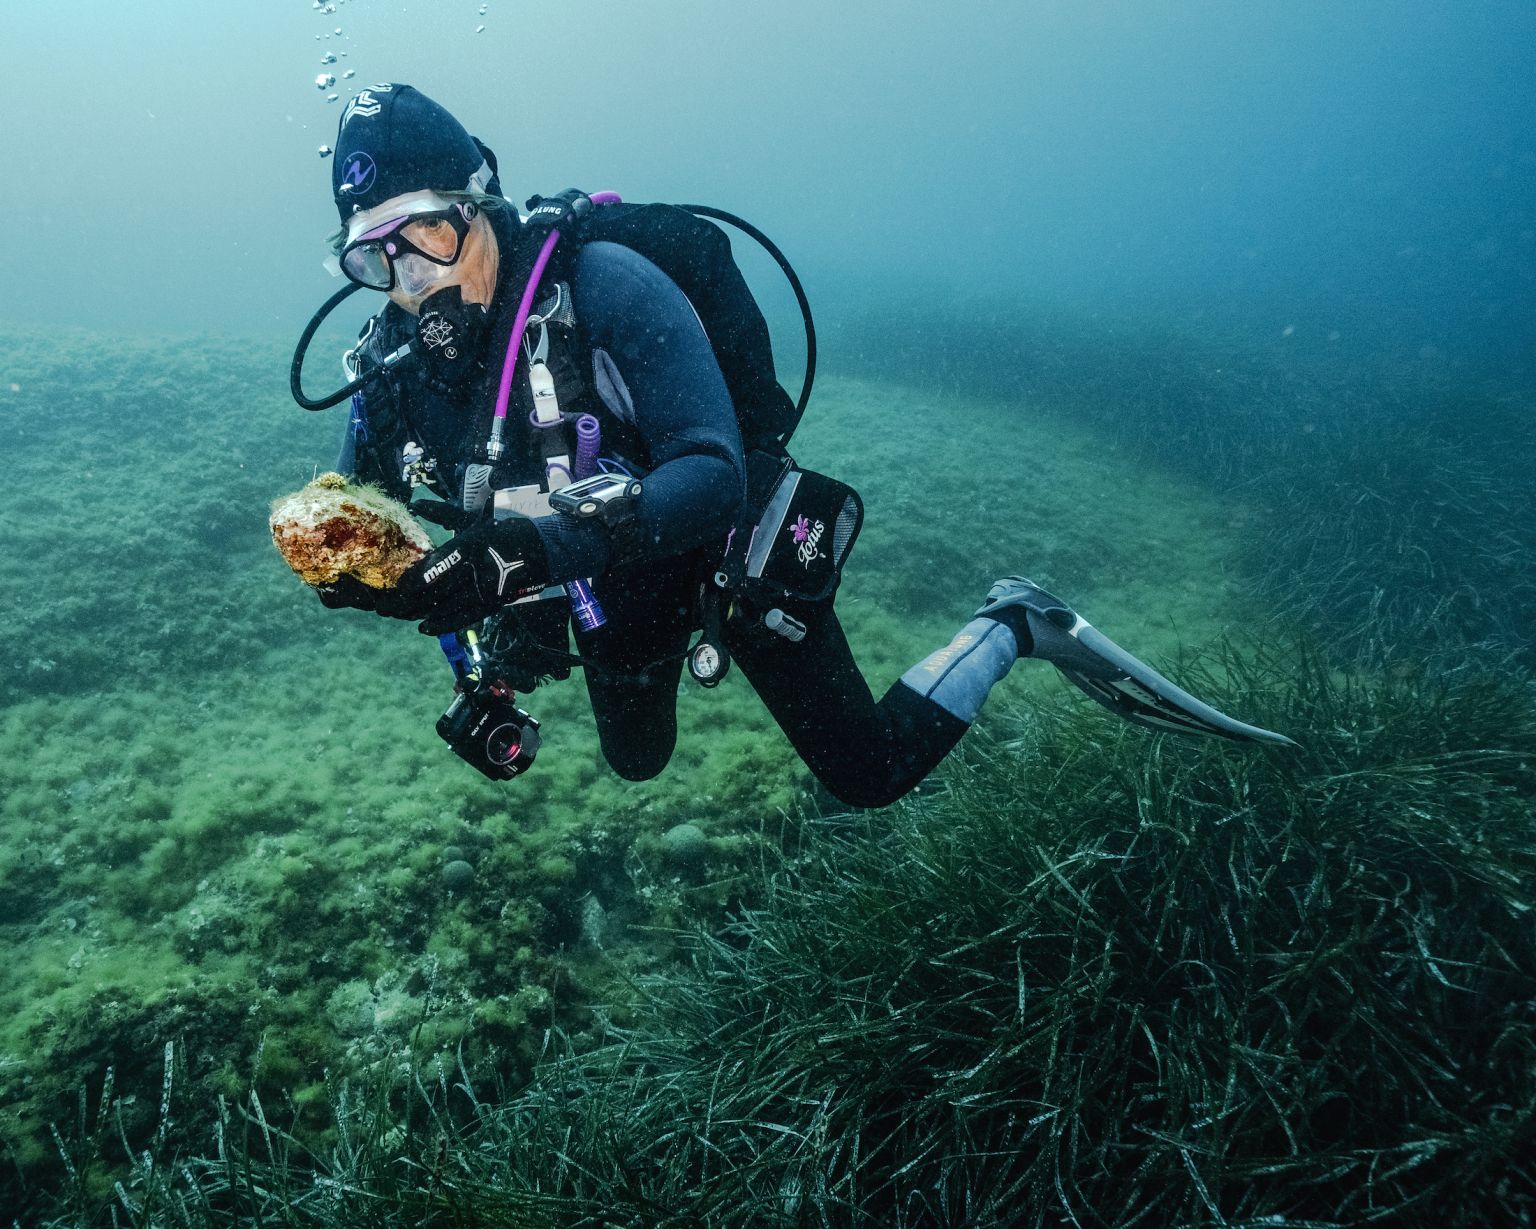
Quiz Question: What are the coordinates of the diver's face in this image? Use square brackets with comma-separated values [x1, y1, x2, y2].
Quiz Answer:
[388, 209, 499, 316]
[337, 191, 501, 316]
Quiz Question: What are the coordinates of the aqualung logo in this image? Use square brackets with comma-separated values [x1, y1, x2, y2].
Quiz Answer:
[338, 151, 377, 195]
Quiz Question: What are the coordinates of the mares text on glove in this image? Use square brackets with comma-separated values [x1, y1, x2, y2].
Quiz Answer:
[380, 516, 552, 635]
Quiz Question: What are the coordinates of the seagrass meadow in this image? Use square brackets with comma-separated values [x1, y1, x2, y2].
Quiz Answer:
[1, 311, 1533, 1227]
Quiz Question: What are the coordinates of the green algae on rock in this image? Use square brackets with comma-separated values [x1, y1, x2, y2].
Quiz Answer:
[442, 859, 475, 891]
[661, 822, 708, 867]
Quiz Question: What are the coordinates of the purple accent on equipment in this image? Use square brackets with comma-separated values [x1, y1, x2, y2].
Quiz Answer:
[488, 193, 621, 434]
[493, 228, 562, 424]
[566, 577, 606, 631]
[358, 215, 409, 242]
[574, 414, 601, 478]
[340, 153, 376, 191]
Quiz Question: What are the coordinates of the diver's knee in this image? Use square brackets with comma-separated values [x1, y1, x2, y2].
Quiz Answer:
[602, 743, 674, 782]
[817, 774, 911, 810]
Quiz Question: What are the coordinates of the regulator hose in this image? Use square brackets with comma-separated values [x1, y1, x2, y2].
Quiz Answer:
[678, 204, 817, 424]
[289, 280, 370, 411]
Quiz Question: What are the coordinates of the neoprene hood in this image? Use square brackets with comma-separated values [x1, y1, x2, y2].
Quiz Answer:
[332, 84, 500, 222]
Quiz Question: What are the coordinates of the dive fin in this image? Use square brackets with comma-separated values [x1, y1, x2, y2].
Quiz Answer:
[1058, 623, 1296, 745]
[978, 577, 1296, 747]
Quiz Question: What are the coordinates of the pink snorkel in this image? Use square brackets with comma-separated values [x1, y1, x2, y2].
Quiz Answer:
[485, 191, 622, 460]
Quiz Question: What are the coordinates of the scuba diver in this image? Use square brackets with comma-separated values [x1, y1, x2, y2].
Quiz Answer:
[294, 83, 1291, 808]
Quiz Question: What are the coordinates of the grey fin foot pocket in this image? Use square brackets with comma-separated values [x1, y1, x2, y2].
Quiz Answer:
[977, 577, 1297, 747]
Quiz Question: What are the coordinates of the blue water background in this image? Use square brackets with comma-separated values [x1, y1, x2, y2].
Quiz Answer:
[1, 0, 1530, 374]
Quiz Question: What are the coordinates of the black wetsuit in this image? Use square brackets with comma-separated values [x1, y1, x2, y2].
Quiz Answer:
[340, 239, 967, 808]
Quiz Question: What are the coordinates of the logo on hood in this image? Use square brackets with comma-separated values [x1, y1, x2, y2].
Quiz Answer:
[337, 151, 377, 196]
[340, 86, 389, 126]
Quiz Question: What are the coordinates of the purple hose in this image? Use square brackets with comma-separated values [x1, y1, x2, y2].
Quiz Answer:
[573, 413, 601, 479]
[480, 192, 625, 626]
[492, 192, 623, 426]
[492, 228, 561, 425]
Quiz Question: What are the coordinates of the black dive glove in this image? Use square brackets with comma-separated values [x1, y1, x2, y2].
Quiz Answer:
[408, 496, 480, 531]
[381, 517, 552, 635]
[315, 518, 551, 635]
[316, 574, 384, 611]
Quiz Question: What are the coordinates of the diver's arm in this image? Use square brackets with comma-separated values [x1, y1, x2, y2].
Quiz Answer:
[531, 241, 745, 581]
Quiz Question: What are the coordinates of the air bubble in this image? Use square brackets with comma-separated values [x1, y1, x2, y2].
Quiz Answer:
[476, 24, 486, 32]
[327, 93, 340, 102]
[334, 27, 343, 35]
[479, 3, 488, 11]
[343, 68, 356, 78]
[315, 73, 336, 90]
[320, 52, 337, 64]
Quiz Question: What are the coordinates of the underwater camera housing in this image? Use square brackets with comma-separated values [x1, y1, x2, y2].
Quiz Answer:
[434, 610, 571, 781]
[436, 678, 541, 781]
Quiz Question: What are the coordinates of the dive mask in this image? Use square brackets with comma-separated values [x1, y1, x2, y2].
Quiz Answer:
[339, 198, 478, 292]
